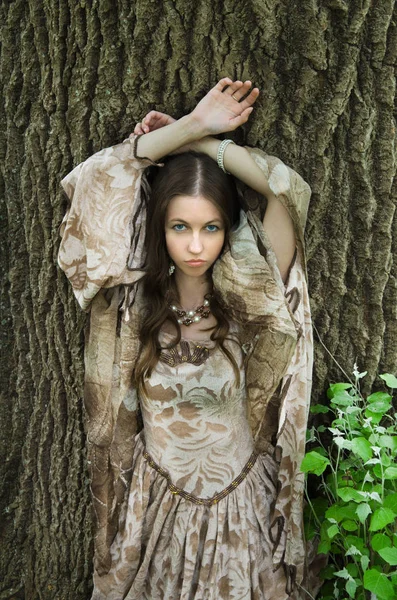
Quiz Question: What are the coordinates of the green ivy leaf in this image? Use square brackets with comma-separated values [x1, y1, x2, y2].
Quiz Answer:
[364, 568, 395, 599]
[300, 451, 330, 475]
[334, 567, 350, 579]
[369, 507, 396, 531]
[328, 383, 352, 399]
[346, 406, 361, 415]
[368, 491, 382, 503]
[311, 445, 328, 457]
[327, 524, 339, 539]
[345, 545, 361, 556]
[331, 393, 353, 407]
[356, 503, 372, 523]
[383, 493, 397, 514]
[327, 504, 361, 524]
[344, 535, 366, 553]
[351, 437, 373, 461]
[346, 563, 359, 578]
[362, 470, 375, 484]
[365, 399, 392, 414]
[361, 555, 370, 571]
[378, 547, 397, 566]
[371, 533, 392, 552]
[380, 373, 397, 389]
[342, 520, 358, 531]
[381, 454, 392, 468]
[373, 463, 383, 478]
[325, 506, 342, 522]
[337, 487, 366, 503]
[334, 437, 352, 450]
[384, 467, 397, 480]
[378, 435, 397, 452]
[318, 539, 331, 554]
[339, 458, 357, 472]
[365, 409, 383, 425]
[367, 391, 393, 404]
[329, 427, 344, 436]
[345, 578, 357, 599]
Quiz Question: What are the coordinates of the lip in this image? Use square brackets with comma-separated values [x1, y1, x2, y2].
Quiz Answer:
[185, 260, 206, 267]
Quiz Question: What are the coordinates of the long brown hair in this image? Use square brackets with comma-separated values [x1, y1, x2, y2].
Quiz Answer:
[134, 151, 241, 390]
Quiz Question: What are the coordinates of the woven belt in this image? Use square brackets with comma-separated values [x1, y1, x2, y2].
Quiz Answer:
[143, 448, 259, 506]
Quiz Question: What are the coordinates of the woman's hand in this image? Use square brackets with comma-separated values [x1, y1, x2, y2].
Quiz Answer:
[130, 78, 258, 163]
[190, 78, 259, 136]
[133, 78, 259, 140]
[133, 111, 176, 135]
[132, 111, 195, 154]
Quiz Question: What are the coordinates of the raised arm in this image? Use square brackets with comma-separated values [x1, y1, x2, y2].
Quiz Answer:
[134, 78, 259, 161]
[190, 138, 296, 283]
[134, 78, 296, 283]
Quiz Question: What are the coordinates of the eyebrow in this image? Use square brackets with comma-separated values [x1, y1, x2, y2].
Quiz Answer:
[168, 218, 223, 225]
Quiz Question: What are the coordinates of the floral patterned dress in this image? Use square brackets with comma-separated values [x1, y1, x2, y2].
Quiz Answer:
[91, 330, 291, 600]
[57, 137, 317, 598]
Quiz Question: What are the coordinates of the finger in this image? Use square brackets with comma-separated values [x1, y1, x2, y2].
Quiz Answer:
[239, 88, 260, 111]
[147, 112, 166, 130]
[230, 80, 252, 101]
[149, 114, 165, 132]
[142, 111, 158, 130]
[230, 107, 254, 129]
[151, 113, 164, 126]
[141, 117, 150, 133]
[214, 77, 234, 92]
[133, 124, 144, 135]
[223, 80, 243, 96]
[143, 110, 157, 122]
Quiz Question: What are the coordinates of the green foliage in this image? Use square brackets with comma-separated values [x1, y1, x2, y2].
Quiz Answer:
[303, 368, 397, 600]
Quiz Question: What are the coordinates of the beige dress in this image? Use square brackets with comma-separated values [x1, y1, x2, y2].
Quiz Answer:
[57, 138, 316, 596]
[91, 330, 291, 600]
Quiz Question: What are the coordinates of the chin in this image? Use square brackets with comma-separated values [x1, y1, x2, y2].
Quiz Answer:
[177, 264, 211, 277]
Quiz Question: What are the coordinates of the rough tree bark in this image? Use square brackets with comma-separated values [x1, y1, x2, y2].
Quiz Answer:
[0, 0, 396, 598]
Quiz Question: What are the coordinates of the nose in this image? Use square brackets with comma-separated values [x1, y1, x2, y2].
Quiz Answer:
[188, 232, 203, 254]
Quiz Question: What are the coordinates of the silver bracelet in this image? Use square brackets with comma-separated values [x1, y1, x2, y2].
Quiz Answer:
[217, 139, 235, 174]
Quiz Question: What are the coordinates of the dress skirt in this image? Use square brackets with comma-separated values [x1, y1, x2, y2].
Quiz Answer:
[91, 432, 296, 600]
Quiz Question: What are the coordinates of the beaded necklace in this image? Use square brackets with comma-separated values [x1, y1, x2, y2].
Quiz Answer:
[169, 298, 211, 326]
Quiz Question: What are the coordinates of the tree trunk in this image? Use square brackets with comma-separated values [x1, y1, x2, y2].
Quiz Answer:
[1, 0, 396, 597]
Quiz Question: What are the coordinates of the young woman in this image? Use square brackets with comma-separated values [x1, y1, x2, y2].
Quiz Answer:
[58, 78, 314, 599]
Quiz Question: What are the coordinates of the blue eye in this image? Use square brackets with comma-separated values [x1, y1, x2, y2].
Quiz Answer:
[206, 224, 219, 232]
[173, 224, 187, 231]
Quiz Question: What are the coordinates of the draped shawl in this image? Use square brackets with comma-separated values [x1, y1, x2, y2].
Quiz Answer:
[57, 136, 313, 594]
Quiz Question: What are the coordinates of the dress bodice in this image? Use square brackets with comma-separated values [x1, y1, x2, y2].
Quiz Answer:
[139, 331, 254, 498]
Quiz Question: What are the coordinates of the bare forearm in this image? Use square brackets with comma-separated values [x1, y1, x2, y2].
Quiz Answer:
[134, 78, 259, 162]
[192, 136, 296, 282]
[191, 136, 276, 201]
[136, 114, 203, 162]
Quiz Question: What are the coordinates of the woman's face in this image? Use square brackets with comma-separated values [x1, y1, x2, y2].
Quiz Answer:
[165, 195, 225, 278]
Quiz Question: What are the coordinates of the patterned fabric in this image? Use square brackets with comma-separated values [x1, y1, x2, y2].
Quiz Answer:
[141, 332, 253, 499]
[91, 335, 290, 599]
[141, 446, 259, 507]
[91, 433, 285, 600]
[57, 137, 314, 597]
